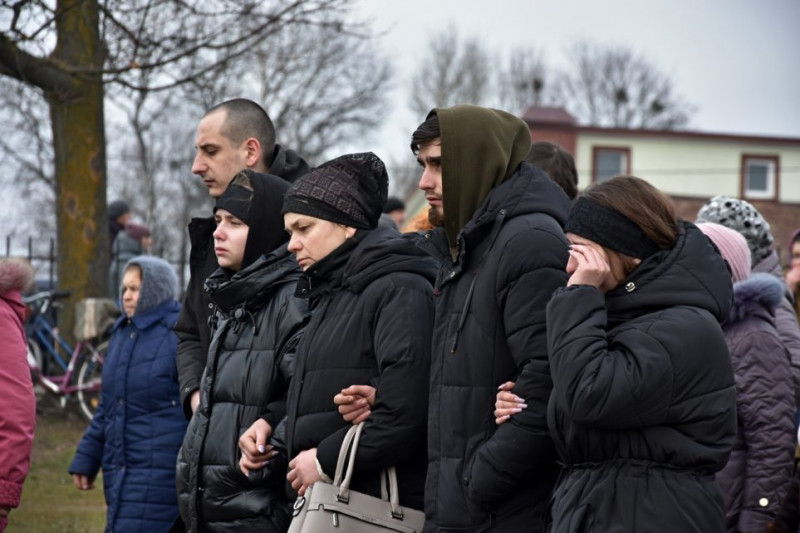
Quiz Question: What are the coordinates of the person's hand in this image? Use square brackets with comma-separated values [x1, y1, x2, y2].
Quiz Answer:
[190, 390, 200, 413]
[238, 418, 276, 475]
[72, 473, 96, 490]
[334, 385, 376, 425]
[495, 381, 526, 425]
[287, 448, 321, 497]
[786, 266, 800, 292]
[766, 522, 788, 533]
[566, 243, 613, 290]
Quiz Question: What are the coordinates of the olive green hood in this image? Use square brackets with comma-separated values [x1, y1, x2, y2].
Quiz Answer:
[432, 105, 532, 250]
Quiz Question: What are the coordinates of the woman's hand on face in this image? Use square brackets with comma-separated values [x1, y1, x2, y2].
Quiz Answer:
[334, 385, 376, 425]
[566, 243, 613, 290]
[238, 418, 277, 475]
[287, 448, 321, 497]
[495, 381, 526, 425]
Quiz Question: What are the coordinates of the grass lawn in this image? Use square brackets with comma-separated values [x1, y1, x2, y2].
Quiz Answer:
[7, 396, 106, 532]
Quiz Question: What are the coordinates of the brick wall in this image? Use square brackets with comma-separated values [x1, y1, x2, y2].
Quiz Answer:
[528, 128, 577, 155]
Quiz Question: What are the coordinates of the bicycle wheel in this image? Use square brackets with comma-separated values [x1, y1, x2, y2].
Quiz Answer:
[27, 338, 43, 381]
[76, 340, 108, 422]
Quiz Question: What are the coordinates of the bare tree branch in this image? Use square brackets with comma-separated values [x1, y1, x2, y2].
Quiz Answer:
[408, 26, 496, 119]
[552, 41, 694, 129]
[0, 32, 75, 93]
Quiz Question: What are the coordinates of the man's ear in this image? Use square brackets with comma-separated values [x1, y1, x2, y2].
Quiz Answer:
[243, 137, 262, 168]
[345, 227, 357, 239]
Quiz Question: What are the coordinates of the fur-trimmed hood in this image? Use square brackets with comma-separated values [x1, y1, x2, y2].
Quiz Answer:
[0, 258, 35, 295]
[726, 272, 783, 326]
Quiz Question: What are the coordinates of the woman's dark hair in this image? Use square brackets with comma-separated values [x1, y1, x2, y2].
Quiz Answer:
[526, 141, 578, 200]
[410, 113, 441, 154]
[583, 176, 678, 249]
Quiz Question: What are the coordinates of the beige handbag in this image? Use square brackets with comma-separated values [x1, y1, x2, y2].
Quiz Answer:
[288, 422, 425, 533]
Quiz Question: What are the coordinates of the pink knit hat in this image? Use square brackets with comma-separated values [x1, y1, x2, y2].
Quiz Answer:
[697, 222, 751, 283]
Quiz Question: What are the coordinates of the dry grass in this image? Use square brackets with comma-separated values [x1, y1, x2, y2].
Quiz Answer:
[6, 395, 106, 532]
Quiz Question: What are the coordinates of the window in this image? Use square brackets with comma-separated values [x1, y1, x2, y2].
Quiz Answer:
[742, 154, 779, 200]
[592, 147, 631, 183]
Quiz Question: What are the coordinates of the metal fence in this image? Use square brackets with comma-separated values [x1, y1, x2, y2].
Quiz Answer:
[4, 236, 58, 290]
[3, 235, 189, 297]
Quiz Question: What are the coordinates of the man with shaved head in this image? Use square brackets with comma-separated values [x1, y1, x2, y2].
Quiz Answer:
[175, 98, 309, 418]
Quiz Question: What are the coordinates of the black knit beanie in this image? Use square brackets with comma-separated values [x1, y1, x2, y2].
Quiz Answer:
[108, 200, 130, 220]
[282, 152, 389, 229]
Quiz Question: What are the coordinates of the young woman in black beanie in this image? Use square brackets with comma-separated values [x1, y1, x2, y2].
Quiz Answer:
[238, 152, 435, 513]
[495, 176, 737, 532]
[176, 170, 307, 533]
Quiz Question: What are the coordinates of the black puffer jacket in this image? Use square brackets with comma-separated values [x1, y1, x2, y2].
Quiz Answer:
[717, 273, 795, 532]
[546, 221, 737, 532]
[175, 147, 310, 417]
[176, 246, 307, 533]
[418, 163, 570, 532]
[285, 225, 435, 511]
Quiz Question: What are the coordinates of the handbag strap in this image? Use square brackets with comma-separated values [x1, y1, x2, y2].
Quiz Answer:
[335, 422, 363, 502]
[333, 422, 361, 486]
[334, 423, 405, 519]
[382, 467, 404, 519]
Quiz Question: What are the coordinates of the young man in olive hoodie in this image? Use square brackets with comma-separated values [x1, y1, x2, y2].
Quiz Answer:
[174, 98, 309, 419]
[412, 105, 570, 532]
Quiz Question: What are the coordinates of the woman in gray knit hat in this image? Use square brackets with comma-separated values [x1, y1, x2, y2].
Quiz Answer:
[70, 256, 186, 532]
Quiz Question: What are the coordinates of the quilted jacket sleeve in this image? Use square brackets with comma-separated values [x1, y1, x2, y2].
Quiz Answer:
[545, 285, 678, 428]
[174, 273, 209, 420]
[69, 398, 106, 479]
[465, 229, 566, 509]
[734, 331, 795, 531]
[316, 278, 432, 476]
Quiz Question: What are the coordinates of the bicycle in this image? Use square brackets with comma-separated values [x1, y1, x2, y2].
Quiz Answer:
[23, 289, 112, 421]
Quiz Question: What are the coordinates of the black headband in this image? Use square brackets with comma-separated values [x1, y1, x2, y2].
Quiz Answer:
[565, 196, 661, 259]
[214, 184, 253, 225]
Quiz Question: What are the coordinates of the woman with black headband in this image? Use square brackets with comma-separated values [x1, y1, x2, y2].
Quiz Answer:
[496, 176, 737, 531]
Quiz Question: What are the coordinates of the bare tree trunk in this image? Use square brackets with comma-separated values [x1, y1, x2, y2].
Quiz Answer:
[48, 0, 107, 343]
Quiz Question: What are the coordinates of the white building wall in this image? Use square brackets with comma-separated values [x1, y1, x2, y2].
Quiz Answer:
[574, 133, 800, 202]
[780, 150, 800, 202]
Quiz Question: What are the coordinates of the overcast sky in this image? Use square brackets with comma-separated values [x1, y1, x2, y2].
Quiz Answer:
[351, 0, 800, 165]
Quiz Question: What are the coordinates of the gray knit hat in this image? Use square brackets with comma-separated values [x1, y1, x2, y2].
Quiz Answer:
[121, 255, 179, 315]
[696, 195, 773, 266]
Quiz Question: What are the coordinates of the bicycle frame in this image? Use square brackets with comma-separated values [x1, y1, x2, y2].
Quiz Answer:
[24, 290, 108, 420]
[29, 314, 74, 374]
[28, 330, 103, 398]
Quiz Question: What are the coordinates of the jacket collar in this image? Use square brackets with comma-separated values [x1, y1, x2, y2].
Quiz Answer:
[205, 244, 300, 312]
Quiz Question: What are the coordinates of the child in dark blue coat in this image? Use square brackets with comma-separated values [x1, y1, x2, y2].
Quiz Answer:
[70, 256, 186, 532]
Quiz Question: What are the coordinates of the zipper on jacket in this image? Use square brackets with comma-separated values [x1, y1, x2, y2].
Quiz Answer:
[451, 209, 507, 354]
